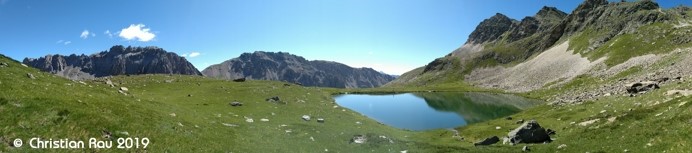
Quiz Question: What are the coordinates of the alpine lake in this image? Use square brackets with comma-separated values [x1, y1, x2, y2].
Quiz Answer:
[334, 92, 541, 131]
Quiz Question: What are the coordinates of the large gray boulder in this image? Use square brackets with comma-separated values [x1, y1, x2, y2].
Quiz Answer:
[507, 120, 551, 144]
[625, 81, 659, 94]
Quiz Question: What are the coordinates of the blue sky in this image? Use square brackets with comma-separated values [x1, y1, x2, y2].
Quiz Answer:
[0, 0, 689, 75]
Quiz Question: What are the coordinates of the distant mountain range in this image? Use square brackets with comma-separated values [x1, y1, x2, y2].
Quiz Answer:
[23, 47, 394, 88]
[23, 45, 201, 80]
[202, 51, 395, 88]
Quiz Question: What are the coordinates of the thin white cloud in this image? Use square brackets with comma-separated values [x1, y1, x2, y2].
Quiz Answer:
[180, 53, 188, 57]
[80, 30, 90, 39]
[119, 24, 156, 42]
[104, 30, 113, 37]
[56, 40, 71, 45]
[189, 52, 200, 58]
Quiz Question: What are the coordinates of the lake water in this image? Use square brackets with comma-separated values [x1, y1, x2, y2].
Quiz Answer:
[334, 92, 540, 131]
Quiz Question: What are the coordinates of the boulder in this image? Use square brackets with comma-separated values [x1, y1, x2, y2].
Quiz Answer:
[105, 79, 115, 87]
[507, 120, 551, 144]
[302, 115, 311, 121]
[625, 81, 659, 94]
[119, 87, 129, 92]
[0, 62, 7, 67]
[474, 136, 500, 146]
[317, 118, 325, 123]
[266, 96, 280, 102]
[232, 77, 246, 82]
[351, 135, 367, 144]
[557, 144, 567, 149]
[230, 102, 243, 106]
[27, 73, 36, 79]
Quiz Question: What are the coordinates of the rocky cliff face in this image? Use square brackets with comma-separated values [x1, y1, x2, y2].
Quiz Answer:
[202, 51, 395, 88]
[23, 45, 201, 80]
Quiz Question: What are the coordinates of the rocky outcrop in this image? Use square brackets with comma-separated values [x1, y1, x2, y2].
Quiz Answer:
[466, 13, 516, 44]
[507, 120, 552, 144]
[625, 81, 659, 94]
[203, 51, 395, 88]
[23, 46, 201, 80]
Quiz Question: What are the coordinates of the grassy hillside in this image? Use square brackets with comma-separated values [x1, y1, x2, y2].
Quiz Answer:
[0, 55, 441, 152]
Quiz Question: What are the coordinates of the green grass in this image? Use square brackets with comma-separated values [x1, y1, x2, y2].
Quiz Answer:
[611, 66, 643, 81]
[0, 55, 428, 152]
[570, 23, 692, 67]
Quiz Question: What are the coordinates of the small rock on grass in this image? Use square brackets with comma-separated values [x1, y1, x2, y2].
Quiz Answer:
[230, 102, 243, 106]
[351, 135, 367, 144]
[557, 144, 567, 149]
[27, 73, 36, 79]
[522, 146, 530, 152]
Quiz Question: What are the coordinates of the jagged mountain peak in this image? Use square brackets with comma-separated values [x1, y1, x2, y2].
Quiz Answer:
[23, 45, 202, 80]
[535, 6, 568, 20]
[573, 0, 609, 13]
[465, 13, 515, 44]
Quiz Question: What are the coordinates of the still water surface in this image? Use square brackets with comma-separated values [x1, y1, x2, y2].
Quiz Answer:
[334, 92, 540, 131]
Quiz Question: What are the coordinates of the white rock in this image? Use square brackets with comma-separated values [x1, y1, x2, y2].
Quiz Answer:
[578, 118, 600, 126]
[557, 144, 567, 149]
[222, 123, 238, 127]
[246, 118, 254, 123]
[302, 115, 311, 121]
[119, 87, 128, 92]
[169, 113, 176, 117]
[261, 118, 269, 122]
[495, 126, 501, 130]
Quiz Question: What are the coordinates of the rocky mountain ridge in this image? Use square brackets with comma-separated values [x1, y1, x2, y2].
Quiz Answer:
[23, 45, 202, 80]
[389, 0, 690, 89]
[202, 51, 395, 88]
